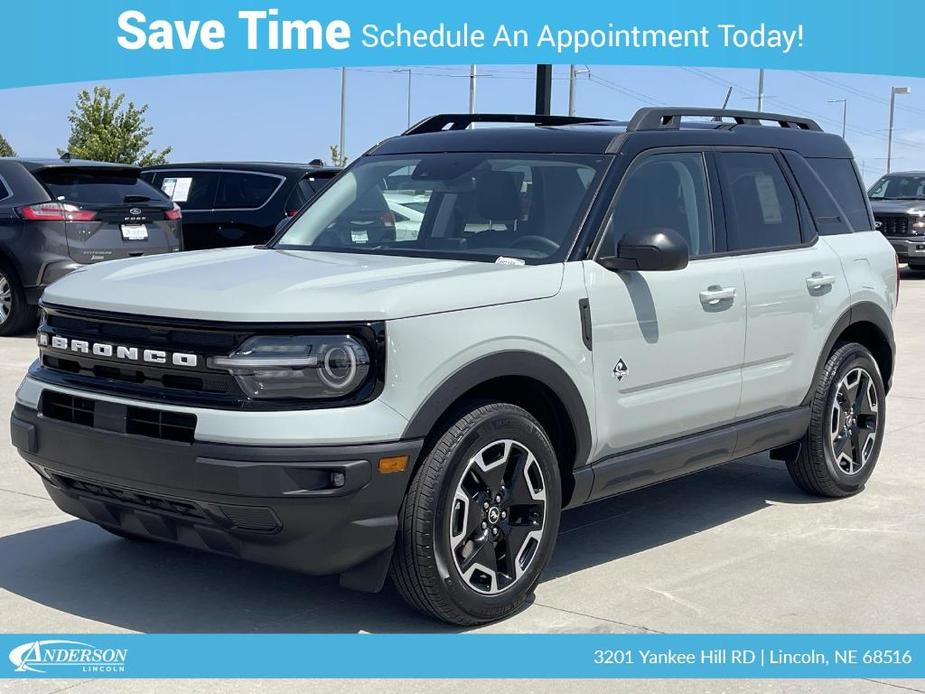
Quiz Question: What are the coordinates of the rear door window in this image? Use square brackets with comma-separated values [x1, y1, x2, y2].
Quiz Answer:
[215, 172, 281, 210]
[807, 158, 872, 231]
[37, 169, 167, 205]
[716, 152, 801, 251]
[153, 171, 220, 210]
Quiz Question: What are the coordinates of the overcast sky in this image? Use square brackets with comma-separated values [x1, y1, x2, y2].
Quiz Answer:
[1, 64, 924, 184]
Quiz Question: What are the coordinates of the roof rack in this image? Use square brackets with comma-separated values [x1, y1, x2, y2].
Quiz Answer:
[402, 113, 608, 136]
[627, 108, 822, 132]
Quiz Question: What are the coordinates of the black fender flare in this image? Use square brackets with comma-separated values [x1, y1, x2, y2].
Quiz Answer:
[802, 301, 895, 406]
[401, 350, 593, 470]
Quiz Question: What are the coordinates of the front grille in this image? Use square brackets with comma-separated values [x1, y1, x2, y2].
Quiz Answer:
[41, 391, 197, 444]
[33, 305, 385, 411]
[36, 308, 247, 407]
[875, 214, 913, 236]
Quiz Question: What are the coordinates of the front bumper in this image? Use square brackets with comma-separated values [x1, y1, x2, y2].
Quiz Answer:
[886, 236, 925, 260]
[11, 403, 422, 590]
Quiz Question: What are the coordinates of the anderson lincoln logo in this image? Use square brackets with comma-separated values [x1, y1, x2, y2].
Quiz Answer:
[9, 640, 128, 674]
[39, 332, 199, 368]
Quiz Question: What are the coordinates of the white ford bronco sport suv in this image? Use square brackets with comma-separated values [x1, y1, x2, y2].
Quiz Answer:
[11, 109, 897, 625]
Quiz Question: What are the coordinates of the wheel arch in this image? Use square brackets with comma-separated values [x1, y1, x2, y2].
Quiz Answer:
[804, 301, 895, 406]
[401, 351, 593, 508]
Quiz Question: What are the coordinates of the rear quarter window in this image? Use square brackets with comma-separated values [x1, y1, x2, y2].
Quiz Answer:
[808, 158, 872, 231]
[0, 177, 9, 201]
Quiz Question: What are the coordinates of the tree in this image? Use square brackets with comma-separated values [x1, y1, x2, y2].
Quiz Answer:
[60, 86, 171, 166]
[329, 144, 348, 167]
[0, 133, 14, 157]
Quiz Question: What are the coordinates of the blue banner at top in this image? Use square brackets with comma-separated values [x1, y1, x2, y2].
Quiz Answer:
[0, 0, 922, 89]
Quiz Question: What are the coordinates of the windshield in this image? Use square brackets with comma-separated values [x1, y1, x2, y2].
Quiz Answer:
[274, 153, 608, 263]
[868, 174, 925, 200]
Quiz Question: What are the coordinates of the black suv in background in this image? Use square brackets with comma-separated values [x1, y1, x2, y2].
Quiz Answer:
[141, 162, 340, 250]
[869, 171, 925, 269]
[0, 158, 181, 335]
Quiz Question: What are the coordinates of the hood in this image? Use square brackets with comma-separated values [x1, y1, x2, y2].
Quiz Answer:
[43, 247, 565, 322]
[870, 199, 925, 215]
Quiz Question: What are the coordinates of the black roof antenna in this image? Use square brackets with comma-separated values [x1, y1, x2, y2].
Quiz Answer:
[60, 152, 71, 162]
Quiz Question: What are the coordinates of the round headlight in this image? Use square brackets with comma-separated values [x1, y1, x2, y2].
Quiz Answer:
[319, 343, 359, 391]
[209, 334, 372, 400]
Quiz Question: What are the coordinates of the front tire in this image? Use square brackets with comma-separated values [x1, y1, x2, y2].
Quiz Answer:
[907, 261, 925, 272]
[787, 343, 886, 497]
[390, 401, 561, 625]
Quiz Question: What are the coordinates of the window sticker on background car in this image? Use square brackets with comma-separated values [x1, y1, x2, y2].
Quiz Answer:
[161, 177, 192, 203]
[754, 174, 783, 224]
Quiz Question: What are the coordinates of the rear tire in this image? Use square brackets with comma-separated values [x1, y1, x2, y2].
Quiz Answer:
[390, 401, 561, 626]
[0, 262, 32, 337]
[787, 343, 885, 497]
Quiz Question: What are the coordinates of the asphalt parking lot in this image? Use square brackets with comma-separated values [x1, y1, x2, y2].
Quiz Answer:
[1, 272, 925, 694]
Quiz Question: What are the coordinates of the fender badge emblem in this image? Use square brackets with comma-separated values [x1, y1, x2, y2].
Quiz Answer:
[613, 359, 628, 381]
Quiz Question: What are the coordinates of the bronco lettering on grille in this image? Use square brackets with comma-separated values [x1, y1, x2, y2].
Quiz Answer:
[38, 332, 199, 368]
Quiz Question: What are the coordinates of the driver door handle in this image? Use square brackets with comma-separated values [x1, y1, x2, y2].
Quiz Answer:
[806, 272, 836, 290]
[699, 285, 736, 305]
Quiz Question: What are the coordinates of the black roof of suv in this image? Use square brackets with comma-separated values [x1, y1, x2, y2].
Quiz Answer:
[374, 109, 851, 159]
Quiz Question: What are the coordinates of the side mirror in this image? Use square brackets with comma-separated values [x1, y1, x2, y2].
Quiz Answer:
[598, 227, 689, 272]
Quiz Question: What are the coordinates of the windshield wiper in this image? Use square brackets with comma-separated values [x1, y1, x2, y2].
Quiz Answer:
[123, 194, 152, 203]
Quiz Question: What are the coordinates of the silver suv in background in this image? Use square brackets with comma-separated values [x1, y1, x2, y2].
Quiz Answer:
[11, 109, 897, 625]
[0, 158, 182, 335]
[869, 171, 925, 270]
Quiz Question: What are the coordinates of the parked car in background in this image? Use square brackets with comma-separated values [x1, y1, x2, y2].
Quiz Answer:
[141, 162, 340, 250]
[0, 158, 181, 335]
[869, 171, 925, 270]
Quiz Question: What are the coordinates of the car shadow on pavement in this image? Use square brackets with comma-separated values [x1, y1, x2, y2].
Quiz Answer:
[0, 455, 828, 633]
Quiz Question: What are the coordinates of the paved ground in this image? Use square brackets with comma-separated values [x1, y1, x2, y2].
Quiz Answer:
[1, 271, 925, 693]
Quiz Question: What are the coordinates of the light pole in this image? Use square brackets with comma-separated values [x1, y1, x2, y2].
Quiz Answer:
[338, 67, 347, 166]
[568, 65, 590, 116]
[394, 68, 412, 127]
[887, 86, 910, 174]
[468, 65, 477, 114]
[828, 98, 847, 139]
[757, 69, 765, 112]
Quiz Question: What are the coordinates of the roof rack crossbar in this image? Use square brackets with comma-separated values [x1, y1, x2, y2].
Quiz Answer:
[402, 113, 607, 135]
[626, 108, 822, 132]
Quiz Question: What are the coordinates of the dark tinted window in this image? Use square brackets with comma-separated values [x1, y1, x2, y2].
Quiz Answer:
[809, 158, 871, 231]
[215, 172, 280, 209]
[153, 171, 220, 210]
[0, 178, 9, 200]
[717, 152, 801, 251]
[37, 170, 166, 205]
[602, 152, 713, 257]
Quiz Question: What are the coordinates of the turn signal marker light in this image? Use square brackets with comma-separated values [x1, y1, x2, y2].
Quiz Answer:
[378, 455, 409, 474]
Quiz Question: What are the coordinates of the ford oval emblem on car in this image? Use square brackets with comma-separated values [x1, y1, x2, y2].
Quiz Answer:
[129, 207, 142, 216]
